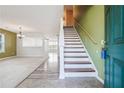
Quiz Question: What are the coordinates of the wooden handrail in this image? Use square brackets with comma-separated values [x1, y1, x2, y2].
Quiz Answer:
[74, 19, 98, 45]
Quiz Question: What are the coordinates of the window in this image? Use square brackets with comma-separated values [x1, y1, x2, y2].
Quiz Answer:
[48, 40, 58, 52]
[0, 33, 5, 53]
[22, 37, 43, 47]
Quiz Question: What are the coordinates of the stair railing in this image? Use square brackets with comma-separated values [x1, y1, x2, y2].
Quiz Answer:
[74, 19, 98, 45]
[59, 18, 65, 79]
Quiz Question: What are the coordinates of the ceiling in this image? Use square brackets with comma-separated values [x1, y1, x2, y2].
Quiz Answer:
[0, 5, 63, 39]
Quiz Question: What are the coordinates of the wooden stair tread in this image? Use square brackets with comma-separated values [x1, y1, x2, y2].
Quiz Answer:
[64, 35, 78, 36]
[64, 36, 78, 38]
[64, 31, 75, 32]
[64, 51, 86, 53]
[65, 68, 95, 72]
[64, 30, 74, 31]
[64, 33, 77, 34]
[65, 40, 80, 41]
[65, 61, 91, 64]
[64, 35, 77, 36]
[64, 56, 88, 58]
[64, 35, 78, 37]
[65, 43, 82, 45]
[64, 37, 78, 38]
[64, 33, 76, 34]
[64, 26, 73, 28]
[64, 38, 79, 39]
[64, 32, 76, 33]
[64, 29, 74, 30]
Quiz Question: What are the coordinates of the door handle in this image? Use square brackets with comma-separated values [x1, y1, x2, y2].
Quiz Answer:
[101, 48, 107, 60]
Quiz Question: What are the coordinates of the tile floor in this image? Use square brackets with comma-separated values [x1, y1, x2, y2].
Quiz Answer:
[17, 53, 103, 88]
[0, 57, 47, 88]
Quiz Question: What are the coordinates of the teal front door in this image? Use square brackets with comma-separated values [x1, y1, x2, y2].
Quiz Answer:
[105, 5, 124, 88]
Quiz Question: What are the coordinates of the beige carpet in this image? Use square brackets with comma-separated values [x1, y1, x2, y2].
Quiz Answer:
[0, 56, 48, 88]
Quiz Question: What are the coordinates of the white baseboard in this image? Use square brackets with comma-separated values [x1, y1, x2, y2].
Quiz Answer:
[64, 64, 93, 68]
[96, 76, 104, 84]
[0, 56, 16, 61]
[0, 55, 49, 61]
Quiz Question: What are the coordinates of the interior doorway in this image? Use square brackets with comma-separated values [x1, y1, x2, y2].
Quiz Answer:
[64, 5, 74, 27]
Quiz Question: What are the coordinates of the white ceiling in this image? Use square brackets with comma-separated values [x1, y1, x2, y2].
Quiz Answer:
[0, 5, 63, 39]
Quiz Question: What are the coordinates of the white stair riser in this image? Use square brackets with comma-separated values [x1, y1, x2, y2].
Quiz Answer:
[64, 33, 76, 34]
[64, 36, 79, 38]
[64, 33, 77, 34]
[65, 40, 80, 42]
[64, 39, 80, 41]
[64, 31, 76, 32]
[64, 48, 85, 51]
[64, 45, 84, 47]
[65, 41, 81, 43]
[64, 58, 90, 61]
[64, 31, 75, 33]
[64, 42, 81, 43]
[64, 38, 79, 39]
[65, 72, 97, 77]
[64, 53, 87, 56]
[65, 35, 78, 37]
[64, 35, 78, 37]
[64, 64, 93, 68]
[64, 34, 77, 35]
[62, 28, 97, 78]
[65, 34, 76, 35]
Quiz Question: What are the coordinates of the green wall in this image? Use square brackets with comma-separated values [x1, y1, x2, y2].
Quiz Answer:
[74, 5, 105, 79]
[0, 29, 16, 58]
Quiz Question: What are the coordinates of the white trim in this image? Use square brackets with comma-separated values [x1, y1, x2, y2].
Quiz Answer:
[64, 58, 90, 61]
[96, 76, 104, 84]
[16, 55, 48, 58]
[65, 45, 83, 48]
[73, 26, 98, 76]
[0, 55, 49, 61]
[64, 53, 87, 56]
[0, 33, 5, 53]
[64, 64, 93, 68]
[0, 56, 16, 61]
[64, 48, 85, 51]
[59, 18, 65, 79]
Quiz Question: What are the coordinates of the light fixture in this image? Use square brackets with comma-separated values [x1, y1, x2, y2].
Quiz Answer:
[17, 26, 25, 39]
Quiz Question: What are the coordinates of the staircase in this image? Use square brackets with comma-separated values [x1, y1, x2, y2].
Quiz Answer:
[63, 27, 97, 77]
